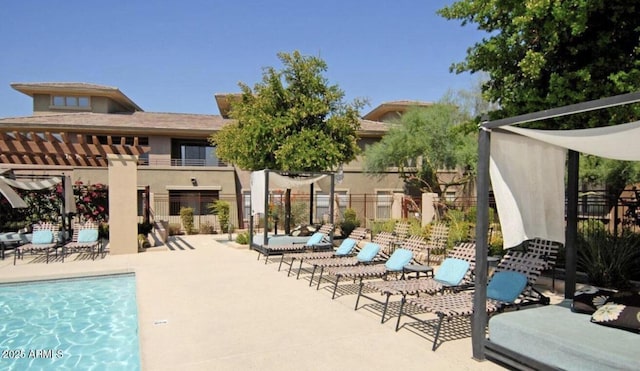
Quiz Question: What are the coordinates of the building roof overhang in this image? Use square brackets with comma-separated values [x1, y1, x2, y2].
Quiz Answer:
[11, 82, 144, 112]
[363, 100, 434, 121]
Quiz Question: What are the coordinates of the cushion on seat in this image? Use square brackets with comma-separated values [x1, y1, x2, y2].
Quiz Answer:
[77, 229, 99, 243]
[306, 232, 325, 246]
[487, 271, 527, 303]
[384, 248, 413, 271]
[356, 242, 380, 262]
[572, 286, 617, 314]
[335, 238, 357, 256]
[591, 302, 640, 333]
[434, 258, 471, 286]
[32, 230, 54, 244]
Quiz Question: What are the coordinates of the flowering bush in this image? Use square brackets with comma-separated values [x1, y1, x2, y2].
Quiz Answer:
[74, 181, 108, 222]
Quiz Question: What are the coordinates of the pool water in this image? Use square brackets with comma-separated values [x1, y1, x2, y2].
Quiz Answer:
[0, 274, 140, 370]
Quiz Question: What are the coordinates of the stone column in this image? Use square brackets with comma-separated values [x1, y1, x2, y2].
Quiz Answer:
[421, 193, 438, 226]
[108, 154, 138, 254]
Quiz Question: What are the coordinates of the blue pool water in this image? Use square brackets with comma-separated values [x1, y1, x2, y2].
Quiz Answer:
[0, 273, 140, 370]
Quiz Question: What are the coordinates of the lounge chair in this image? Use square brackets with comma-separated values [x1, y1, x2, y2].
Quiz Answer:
[413, 223, 450, 265]
[306, 241, 382, 288]
[62, 221, 101, 261]
[318, 235, 429, 297]
[392, 220, 410, 241]
[523, 237, 562, 291]
[14, 222, 60, 264]
[256, 223, 335, 264]
[301, 230, 398, 284]
[321, 247, 415, 299]
[278, 227, 368, 277]
[395, 251, 546, 351]
[355, 242, 476, 323]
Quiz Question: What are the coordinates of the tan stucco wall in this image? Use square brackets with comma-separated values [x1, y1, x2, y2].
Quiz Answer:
[147, 136, 171, 165]
[107, 154, 138, 254]
[32, 94, 50, 114]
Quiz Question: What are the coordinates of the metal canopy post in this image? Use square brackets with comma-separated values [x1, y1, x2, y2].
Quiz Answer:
[472, 125, 491, 360]
[329, 173, 335, 243]
[309, 183, 314, 225]
[565, 150, 579, 299]
[263, 170, 269, 246]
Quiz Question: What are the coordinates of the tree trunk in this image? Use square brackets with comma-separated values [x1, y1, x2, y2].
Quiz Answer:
[285, 188, 292, 234]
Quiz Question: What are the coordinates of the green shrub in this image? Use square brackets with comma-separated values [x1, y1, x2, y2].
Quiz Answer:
[339, 208, 360, 237]
[577, 229, 640, 289]
[180, 207, 194, 234]
[210, 200, 230, 233]
[137, 233, 150, 249]
[199, 222, 216, 234]
[370, 219, 397, 235]
[98, 223, 109, 239]
[235, 232, 250, 245]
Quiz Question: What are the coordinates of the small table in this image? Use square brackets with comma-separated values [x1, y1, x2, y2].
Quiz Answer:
[403, 264, 434, 279]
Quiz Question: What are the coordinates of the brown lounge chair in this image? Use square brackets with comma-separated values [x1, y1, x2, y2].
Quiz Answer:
[303, 231, 398, 287]
[62, 221, 102, 260]
[355, 242, 476, 323]
[278, 227, 368, 277]
[255, 223, 335, 264]
[394, 251, 546, 351]
[319, 235, 430, 300]
[14, 222, 60, 264]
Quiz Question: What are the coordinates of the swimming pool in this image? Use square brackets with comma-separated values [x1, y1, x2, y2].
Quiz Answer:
[0, 273, 140, 370]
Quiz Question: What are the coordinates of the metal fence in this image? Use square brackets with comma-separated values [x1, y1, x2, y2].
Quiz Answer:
[144, 188, 640, 236]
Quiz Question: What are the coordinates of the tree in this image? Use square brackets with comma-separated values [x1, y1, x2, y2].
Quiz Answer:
[363, 103, 476, 196]
[438, 1, 640, 129]
[439, 0, 640, 200]
[211, 51, 363, 233]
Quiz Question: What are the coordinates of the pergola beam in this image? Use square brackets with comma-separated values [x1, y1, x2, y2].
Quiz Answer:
[0, 131, 149, 167]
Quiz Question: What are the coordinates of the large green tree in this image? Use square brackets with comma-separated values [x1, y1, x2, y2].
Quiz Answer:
[439, 0, 640, 129]
[211, 51, 362, 232]
[439, 0, 640, 198]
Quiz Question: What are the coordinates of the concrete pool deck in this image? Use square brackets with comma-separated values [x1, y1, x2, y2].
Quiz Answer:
[0, 234, 562, 370]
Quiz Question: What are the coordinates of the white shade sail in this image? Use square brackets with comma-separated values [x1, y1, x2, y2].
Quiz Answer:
[492, 120, 640, 247]
[250, 170, 327, 215]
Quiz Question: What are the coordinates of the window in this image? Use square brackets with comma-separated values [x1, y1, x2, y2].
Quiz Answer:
[52, 95, 90, 108]
[376, 191, 393, 219]
[169, 190, 218, 215]
[171, 139, 225, 166]
[445, 191, 457, 202]
[242, 191, 251, 223]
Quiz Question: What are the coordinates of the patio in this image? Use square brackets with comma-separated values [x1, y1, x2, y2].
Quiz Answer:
[0, 234, 562, 370]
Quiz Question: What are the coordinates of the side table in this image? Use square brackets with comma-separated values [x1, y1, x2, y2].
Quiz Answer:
[402, 264, 434, 279]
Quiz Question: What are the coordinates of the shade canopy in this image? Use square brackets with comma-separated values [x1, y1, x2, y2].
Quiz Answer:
[473, 91, 640, 361]
[491, 120, 640, 247]
[250, 170, 328, 215]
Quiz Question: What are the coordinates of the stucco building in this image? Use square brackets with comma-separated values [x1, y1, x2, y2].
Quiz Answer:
[0, 82, 409, 230]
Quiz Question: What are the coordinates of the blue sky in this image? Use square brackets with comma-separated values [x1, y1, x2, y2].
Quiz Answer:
[0, 0, 486, 118]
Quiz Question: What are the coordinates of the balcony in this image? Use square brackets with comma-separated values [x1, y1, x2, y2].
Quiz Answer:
[137, 158, 227, 167]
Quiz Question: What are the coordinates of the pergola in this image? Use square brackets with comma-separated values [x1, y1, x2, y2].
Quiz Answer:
[0, 131, 148, 167]
[473, 91, 640, 360]
[0, 130, 150, 255]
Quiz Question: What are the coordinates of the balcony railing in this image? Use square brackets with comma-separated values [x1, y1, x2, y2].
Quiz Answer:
[137, 158, 227, 167]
